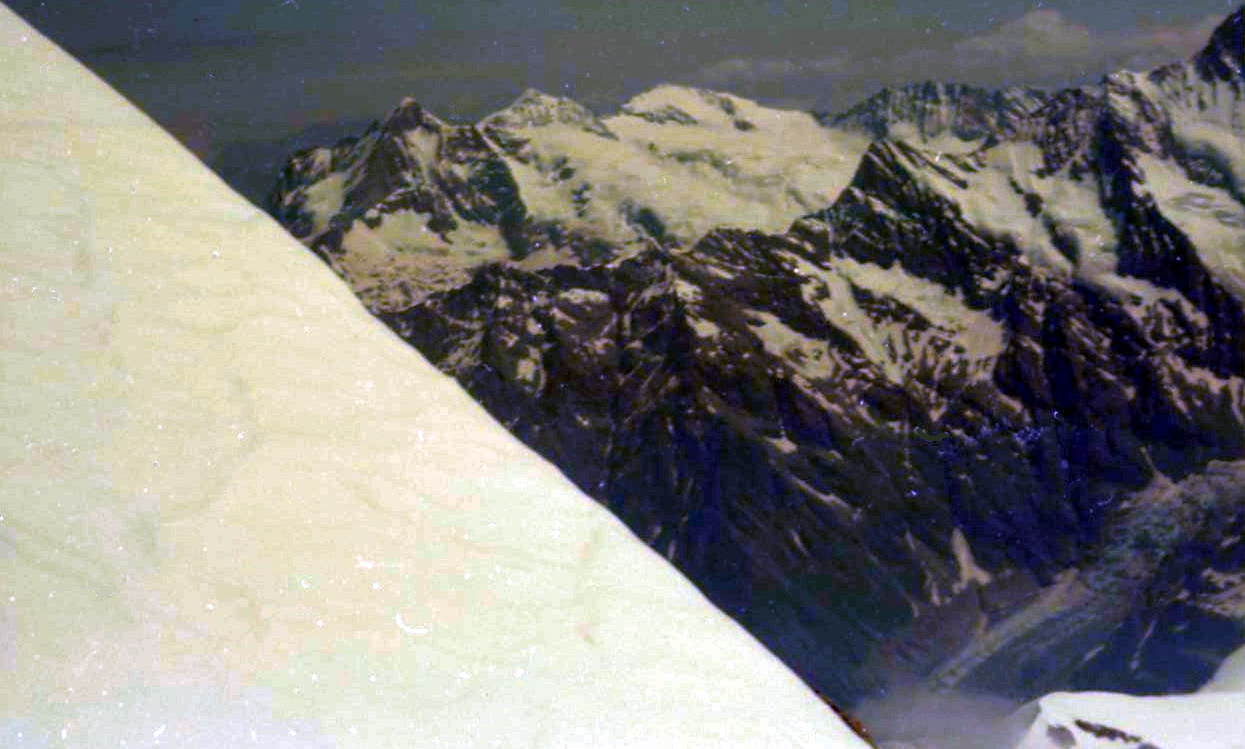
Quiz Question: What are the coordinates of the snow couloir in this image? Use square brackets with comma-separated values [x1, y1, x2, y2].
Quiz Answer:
[0, 5, 870, 747]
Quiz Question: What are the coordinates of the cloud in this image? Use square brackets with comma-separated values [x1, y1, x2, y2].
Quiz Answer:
[690, 9, 1229, 111]
[903, 9, 1100, 85]
[852, 686, 1032, 749]
[699, 54, 856, 82]
[955, 9, 1092, 64]
[1110, 13, 1227, 70]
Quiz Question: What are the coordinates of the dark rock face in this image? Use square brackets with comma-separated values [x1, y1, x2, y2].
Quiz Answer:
[327, 100, 529, 253]
[820, 81, 1051, 144]
[1191, 7, 1244, 89]
[269, 9, 1245, 703]
[1069, 478, 1245, 696]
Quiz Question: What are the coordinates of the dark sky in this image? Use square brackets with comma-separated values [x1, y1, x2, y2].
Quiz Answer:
[8, 1, 1240, 163]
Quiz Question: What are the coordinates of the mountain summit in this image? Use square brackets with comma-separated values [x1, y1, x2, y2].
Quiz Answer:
[482, 87, 615, 136]
[819, 81, 1050, 148]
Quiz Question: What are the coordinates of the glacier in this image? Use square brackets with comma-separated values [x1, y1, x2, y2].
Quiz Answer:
[0, 5, 871, 747]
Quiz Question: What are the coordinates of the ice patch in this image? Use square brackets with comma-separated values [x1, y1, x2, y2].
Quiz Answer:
[951, 528, 993, 593]
[746, 310, 836, 381]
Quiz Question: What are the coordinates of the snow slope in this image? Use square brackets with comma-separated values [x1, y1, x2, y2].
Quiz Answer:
[1013, 690, 1245, 749]
[1011, 645, 1245, 749]
[0, 6, 869, 748]
[1202, 643, 1245, 693]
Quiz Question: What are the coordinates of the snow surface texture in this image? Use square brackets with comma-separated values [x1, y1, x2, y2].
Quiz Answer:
[0, 6, 870, 748]
[1008, 645, 1245, 749]
[1013, 689, 1245, 749]
[487, 84, 870, 243]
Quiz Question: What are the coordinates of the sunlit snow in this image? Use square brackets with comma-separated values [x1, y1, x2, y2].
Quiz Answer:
[482, 83, 872, 244]
[1015, 690, 1245, 749]
[0, 7, 870, 747]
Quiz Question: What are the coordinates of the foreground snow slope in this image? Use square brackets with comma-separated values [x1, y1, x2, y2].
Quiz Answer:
[1013, 644, 1245, 749]
[1014, 689, 1245, 749]
[0, 6, 868, 748]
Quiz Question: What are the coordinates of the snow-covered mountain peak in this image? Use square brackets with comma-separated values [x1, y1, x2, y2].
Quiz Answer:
[380, 94, 447, 134]
[508, 87, 552, 103]
[619, 83, 763, 130]
[481, 87, 615, 138]
[621, 83, 721, 111]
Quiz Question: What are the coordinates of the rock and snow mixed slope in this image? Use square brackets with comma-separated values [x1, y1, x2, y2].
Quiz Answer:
[818, 81, 1050, 153]
[0, 6, 877, 748]
[268, 6, 1245, 703]
[269, 84, 871, 311]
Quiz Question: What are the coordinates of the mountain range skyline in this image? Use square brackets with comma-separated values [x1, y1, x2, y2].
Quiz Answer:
[3, 2, 1243, 746]
[6, 0, 1240, 185]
